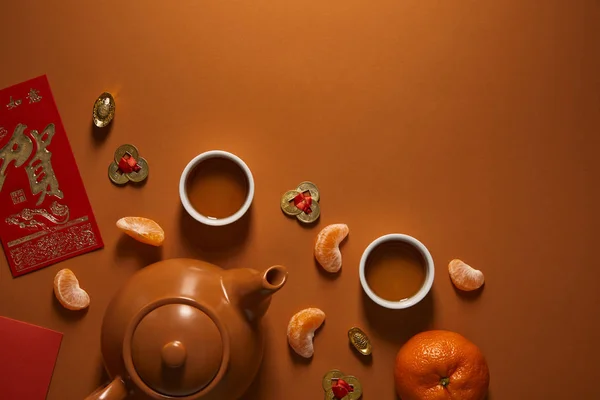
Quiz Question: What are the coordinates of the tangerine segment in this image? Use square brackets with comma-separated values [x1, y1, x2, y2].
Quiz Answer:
[53, 269, 90, 310]
[116, 217, 165, 246]
[448, 259, 484, 291]
[287, 308, 326, 358]
[314, 224, 349, 273]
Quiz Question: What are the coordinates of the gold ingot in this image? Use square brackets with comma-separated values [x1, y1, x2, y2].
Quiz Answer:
[322, 369, 363, 400]
[296, 200, 320, 224]
[348, 327, 372, 356]
[297, 181, 320, 202]
[93, 92, 115, 128]
[280, 190, 303, 216]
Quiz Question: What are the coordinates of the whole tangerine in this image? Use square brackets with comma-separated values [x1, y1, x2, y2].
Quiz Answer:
[394, 330, 489, 400]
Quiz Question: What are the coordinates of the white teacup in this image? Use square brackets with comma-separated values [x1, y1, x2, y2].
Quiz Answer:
[359, 234, 435, 309]
[179, 150, 254, 227]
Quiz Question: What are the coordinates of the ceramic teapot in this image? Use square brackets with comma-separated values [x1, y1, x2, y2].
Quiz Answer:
[85, 258, 287, 400]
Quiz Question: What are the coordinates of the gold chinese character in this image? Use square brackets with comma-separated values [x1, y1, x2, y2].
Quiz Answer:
[26, 88, 42, 103]
[0, 127, 7, 140]
[0, 124, 34, 192]
[26, 124, 63, 205]
[6, 96, 22, 110]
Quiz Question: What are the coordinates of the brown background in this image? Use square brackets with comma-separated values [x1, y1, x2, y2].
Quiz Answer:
[1, 1, 599, 399]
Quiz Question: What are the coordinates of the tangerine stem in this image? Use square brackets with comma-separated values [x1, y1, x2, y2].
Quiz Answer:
[440, 377, 450, 387]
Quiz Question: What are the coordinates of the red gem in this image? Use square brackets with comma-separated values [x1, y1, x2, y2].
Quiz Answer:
[331, 379, 354, 399]
[293, 192, 312, 213]
[117, 154, 141, 174]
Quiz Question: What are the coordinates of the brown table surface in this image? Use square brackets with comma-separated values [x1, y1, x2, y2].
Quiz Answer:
[1, 1, 599, 399]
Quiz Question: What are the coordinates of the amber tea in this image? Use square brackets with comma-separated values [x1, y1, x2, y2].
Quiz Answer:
[364, 241, 426, 301]
[185, 157, 249, 219]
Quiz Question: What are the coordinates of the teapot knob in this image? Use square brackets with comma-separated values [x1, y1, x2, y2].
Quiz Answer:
[161, 341, 187, 368]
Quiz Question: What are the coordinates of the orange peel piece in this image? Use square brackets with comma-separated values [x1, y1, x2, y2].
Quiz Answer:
[448, 259, 485, 291]
[53, 269, 90, 310]
[116, 216, 165, 246]
[287, 308, 326, 358]
[314, 224, 349, 273]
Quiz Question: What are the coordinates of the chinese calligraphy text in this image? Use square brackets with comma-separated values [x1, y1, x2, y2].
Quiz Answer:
[0, 123, 63, 205]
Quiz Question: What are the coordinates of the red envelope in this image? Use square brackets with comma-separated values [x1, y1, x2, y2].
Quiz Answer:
[0, 76, 103, 276]
[0, 316, 63, 400]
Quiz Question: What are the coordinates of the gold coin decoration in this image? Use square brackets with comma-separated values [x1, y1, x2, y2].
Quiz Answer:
[280, 190, 303, 216]
[280, 181, 321, 224]
[322, 370, 346, 391]
[297, 181, 320, 202]
[296, 200, 320, 224]
[348, 327, 372, 356]
[126, 158, 149, 183]
[322, 369, 363, 400]
[113, 144, 139, 161]
[108, 162, 128, 185]
[93, 92, 115, 128]
[108, 144, 149, 185]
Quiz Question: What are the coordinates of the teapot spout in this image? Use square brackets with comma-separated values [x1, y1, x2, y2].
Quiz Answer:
[261, 265, 288, 292]
[228, 265, 288, 323]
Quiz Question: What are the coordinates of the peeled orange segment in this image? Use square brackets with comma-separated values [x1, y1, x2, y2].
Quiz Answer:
[53, 269, 90, 310]
[116, 217, 165, 246]
[448, 259, 485, 291]
[314, 224, 349, 273]
[287, 308, 326, 358]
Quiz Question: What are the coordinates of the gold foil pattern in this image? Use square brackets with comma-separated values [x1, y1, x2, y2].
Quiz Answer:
[0, 123, 63, 206]
[26, 124, 64, 205]
[10, 221, 97, 272]
[26, 88, 42, 103]
[6, 201, 70, 230]
[0, 124, 34, 192]
[6, 96, 22, 110]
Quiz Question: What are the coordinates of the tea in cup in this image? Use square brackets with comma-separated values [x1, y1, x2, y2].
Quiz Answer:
[179, 150, 254, 226]
[359, 234, 434, 309]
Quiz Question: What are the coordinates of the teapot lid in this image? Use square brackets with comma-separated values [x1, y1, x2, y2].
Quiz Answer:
[130, 303, 223, 396]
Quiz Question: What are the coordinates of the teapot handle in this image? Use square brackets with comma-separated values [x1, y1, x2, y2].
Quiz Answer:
[84, 377, 128, 400]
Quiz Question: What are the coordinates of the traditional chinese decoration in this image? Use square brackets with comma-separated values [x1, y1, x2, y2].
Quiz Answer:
[10, 189, 26, 205]
[9, 222, 98, 273]
[108, 144, 149, 185]
[0, 124, 32, 191]
[27, 125, 64, 205]
[0, 123, 63, 206]
[322, 370, 363, 400]
[348, 327, 372, 356]
[0, 74, 104, 277]
[6, 96, 22, 110]
[280, 181, 321, 224]
[93, 92, 115, 128]
[26, 88, 42, 103]
[6, 201, 70, 230]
